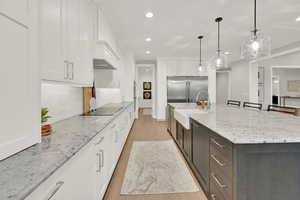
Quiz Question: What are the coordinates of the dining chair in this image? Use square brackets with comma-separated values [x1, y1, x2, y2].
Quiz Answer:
[267, 105, 298, 116]
[227, 100, 241, 107]
[243, 102, 263, 110]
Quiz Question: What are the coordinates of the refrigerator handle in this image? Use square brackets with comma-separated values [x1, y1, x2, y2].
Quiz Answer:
[186, 82, 190, 103]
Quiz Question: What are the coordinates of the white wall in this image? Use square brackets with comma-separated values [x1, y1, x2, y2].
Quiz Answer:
[216, 72, 230, 104]
[137, 67, 153, 108]
[41, 83, 83, 123]
[95, 88, 122, 107]
[120, 52, 135, 102]
[229, 60, 250, 102]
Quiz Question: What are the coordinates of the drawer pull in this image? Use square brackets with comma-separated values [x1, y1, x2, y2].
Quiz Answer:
[211, 194, 217, 200]
[212, 174, 227, 189]
[211, 154, 225, 167]
[96, 152, 102, 173]
[46, 181, 64, 200]
[211, 138, 225, 149]
[111, 124, 116, 129]
[94, 136, 104, 145]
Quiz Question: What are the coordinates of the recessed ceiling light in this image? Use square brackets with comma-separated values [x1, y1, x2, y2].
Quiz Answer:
[224, 51, 231, 55]
[146, 50, 151, 54]
[145, 12, 154, 18]
[296, 17, 300, 22]
[145, 37, 152, 42]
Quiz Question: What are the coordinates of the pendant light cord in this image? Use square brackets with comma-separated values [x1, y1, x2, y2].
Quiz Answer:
[254, 0, 258, 36]
[218, 21, 220, 55]
[199, 38, 202, 65]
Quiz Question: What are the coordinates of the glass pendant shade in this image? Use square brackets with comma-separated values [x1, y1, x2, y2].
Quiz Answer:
[210, 51, 228, 70]
[209, 17, 229, 71]
[241, 32, 271, 60]
[198, 63, 207, 72]
[241, 0, 271, 60]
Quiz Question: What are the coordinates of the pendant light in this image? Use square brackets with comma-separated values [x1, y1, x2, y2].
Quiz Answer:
[197, 35, 206, 72]
[241, 0, 271, 60]
[210, 17, 228, 70]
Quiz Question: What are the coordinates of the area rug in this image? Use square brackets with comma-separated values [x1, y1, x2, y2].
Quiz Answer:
[120, 140, 199, 195]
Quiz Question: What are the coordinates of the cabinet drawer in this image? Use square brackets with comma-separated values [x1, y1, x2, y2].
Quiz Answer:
[210, 177, 228, 200]
[210, 165, 233, 200]
[210, 134, 232, 163]
[210, 147, 232, 179]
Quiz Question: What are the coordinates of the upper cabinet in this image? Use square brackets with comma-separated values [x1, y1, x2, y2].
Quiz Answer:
[0, 0, 29, 26]
[0, 0, 40, 160]
[40, 0, 96, 86]
[94, 8, 122, 88]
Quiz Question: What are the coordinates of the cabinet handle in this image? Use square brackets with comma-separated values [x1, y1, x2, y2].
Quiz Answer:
[71, 62, 74, 80]
[114, 131, 118, 143]
[96, 152, 102, 173]
[64, 61, 68, 79]
[45, 181, 64, 200]
[211, 138, 224, 149]
[211, 194, 217, 200]
[100, 149, 104, 168]
[94, 136, 104, 145]
[212, 173, 227, 189]
[211, 154, 225, 167]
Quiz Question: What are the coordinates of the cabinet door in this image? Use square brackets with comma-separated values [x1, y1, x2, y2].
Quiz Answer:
[176, 122, 184, 148]
[183, 129, 192, 160]
[77, 0, 95, 86]
[192, 122, 210, 193]
[0, 15, 39, 160]
[0, 0, 29, 26]
[65, 0, 80, 81]
[40, 0, 66, 81]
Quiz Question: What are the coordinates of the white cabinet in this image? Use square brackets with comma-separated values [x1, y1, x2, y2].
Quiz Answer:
[0, 0, 29, 26]
[26, 105, 135, 200]
[40, 0, 96, 86]
[26, 138, 96, 200]
[0, 1, 40, 160]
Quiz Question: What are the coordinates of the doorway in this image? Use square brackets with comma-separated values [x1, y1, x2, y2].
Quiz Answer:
[136, 64, 156, 119]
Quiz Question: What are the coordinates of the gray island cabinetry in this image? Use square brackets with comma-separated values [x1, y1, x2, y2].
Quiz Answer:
[174, 105, 300, 200]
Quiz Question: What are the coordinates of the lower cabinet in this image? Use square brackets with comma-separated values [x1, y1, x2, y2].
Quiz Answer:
[25, 105, 134, 200]
[192, 121, 210, 194]
[176, 122, 184, 148]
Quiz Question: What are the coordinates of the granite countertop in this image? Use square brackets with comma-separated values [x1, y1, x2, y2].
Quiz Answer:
[168, 103, 198, 109]
[0, 102, 133, 200]
[191, 105, 300, 144]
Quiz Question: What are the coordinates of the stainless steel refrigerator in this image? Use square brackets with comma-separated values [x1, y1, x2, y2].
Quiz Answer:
[167, 76, 208, 103]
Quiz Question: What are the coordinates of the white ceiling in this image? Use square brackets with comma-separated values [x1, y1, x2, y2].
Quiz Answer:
[97, 0, 300, 62]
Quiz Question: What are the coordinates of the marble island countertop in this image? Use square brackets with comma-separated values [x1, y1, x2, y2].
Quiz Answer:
[168, 103, 199, 109]
[0, 102, 133, 200]
[190, 105, 300, 144]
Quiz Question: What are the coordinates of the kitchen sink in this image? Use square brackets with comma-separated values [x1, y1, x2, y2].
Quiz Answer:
[174, 109, 207, 129]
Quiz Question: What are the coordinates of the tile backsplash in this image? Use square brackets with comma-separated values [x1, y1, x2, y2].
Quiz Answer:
[41, 83, 83, 123]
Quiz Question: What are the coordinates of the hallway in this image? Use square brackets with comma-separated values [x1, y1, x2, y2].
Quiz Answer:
[104, 114, 207, 200]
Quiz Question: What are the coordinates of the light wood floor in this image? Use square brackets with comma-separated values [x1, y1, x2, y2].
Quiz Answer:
[103, 113, 208, 200]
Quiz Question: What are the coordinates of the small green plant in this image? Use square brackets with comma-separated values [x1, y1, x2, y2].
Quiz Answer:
[41, 108, 51, 124]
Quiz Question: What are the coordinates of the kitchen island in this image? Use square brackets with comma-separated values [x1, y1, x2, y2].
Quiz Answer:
[171, 104, 300, 200]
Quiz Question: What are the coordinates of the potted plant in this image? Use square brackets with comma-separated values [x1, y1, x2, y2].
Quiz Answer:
[41, 108, 52, 136]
